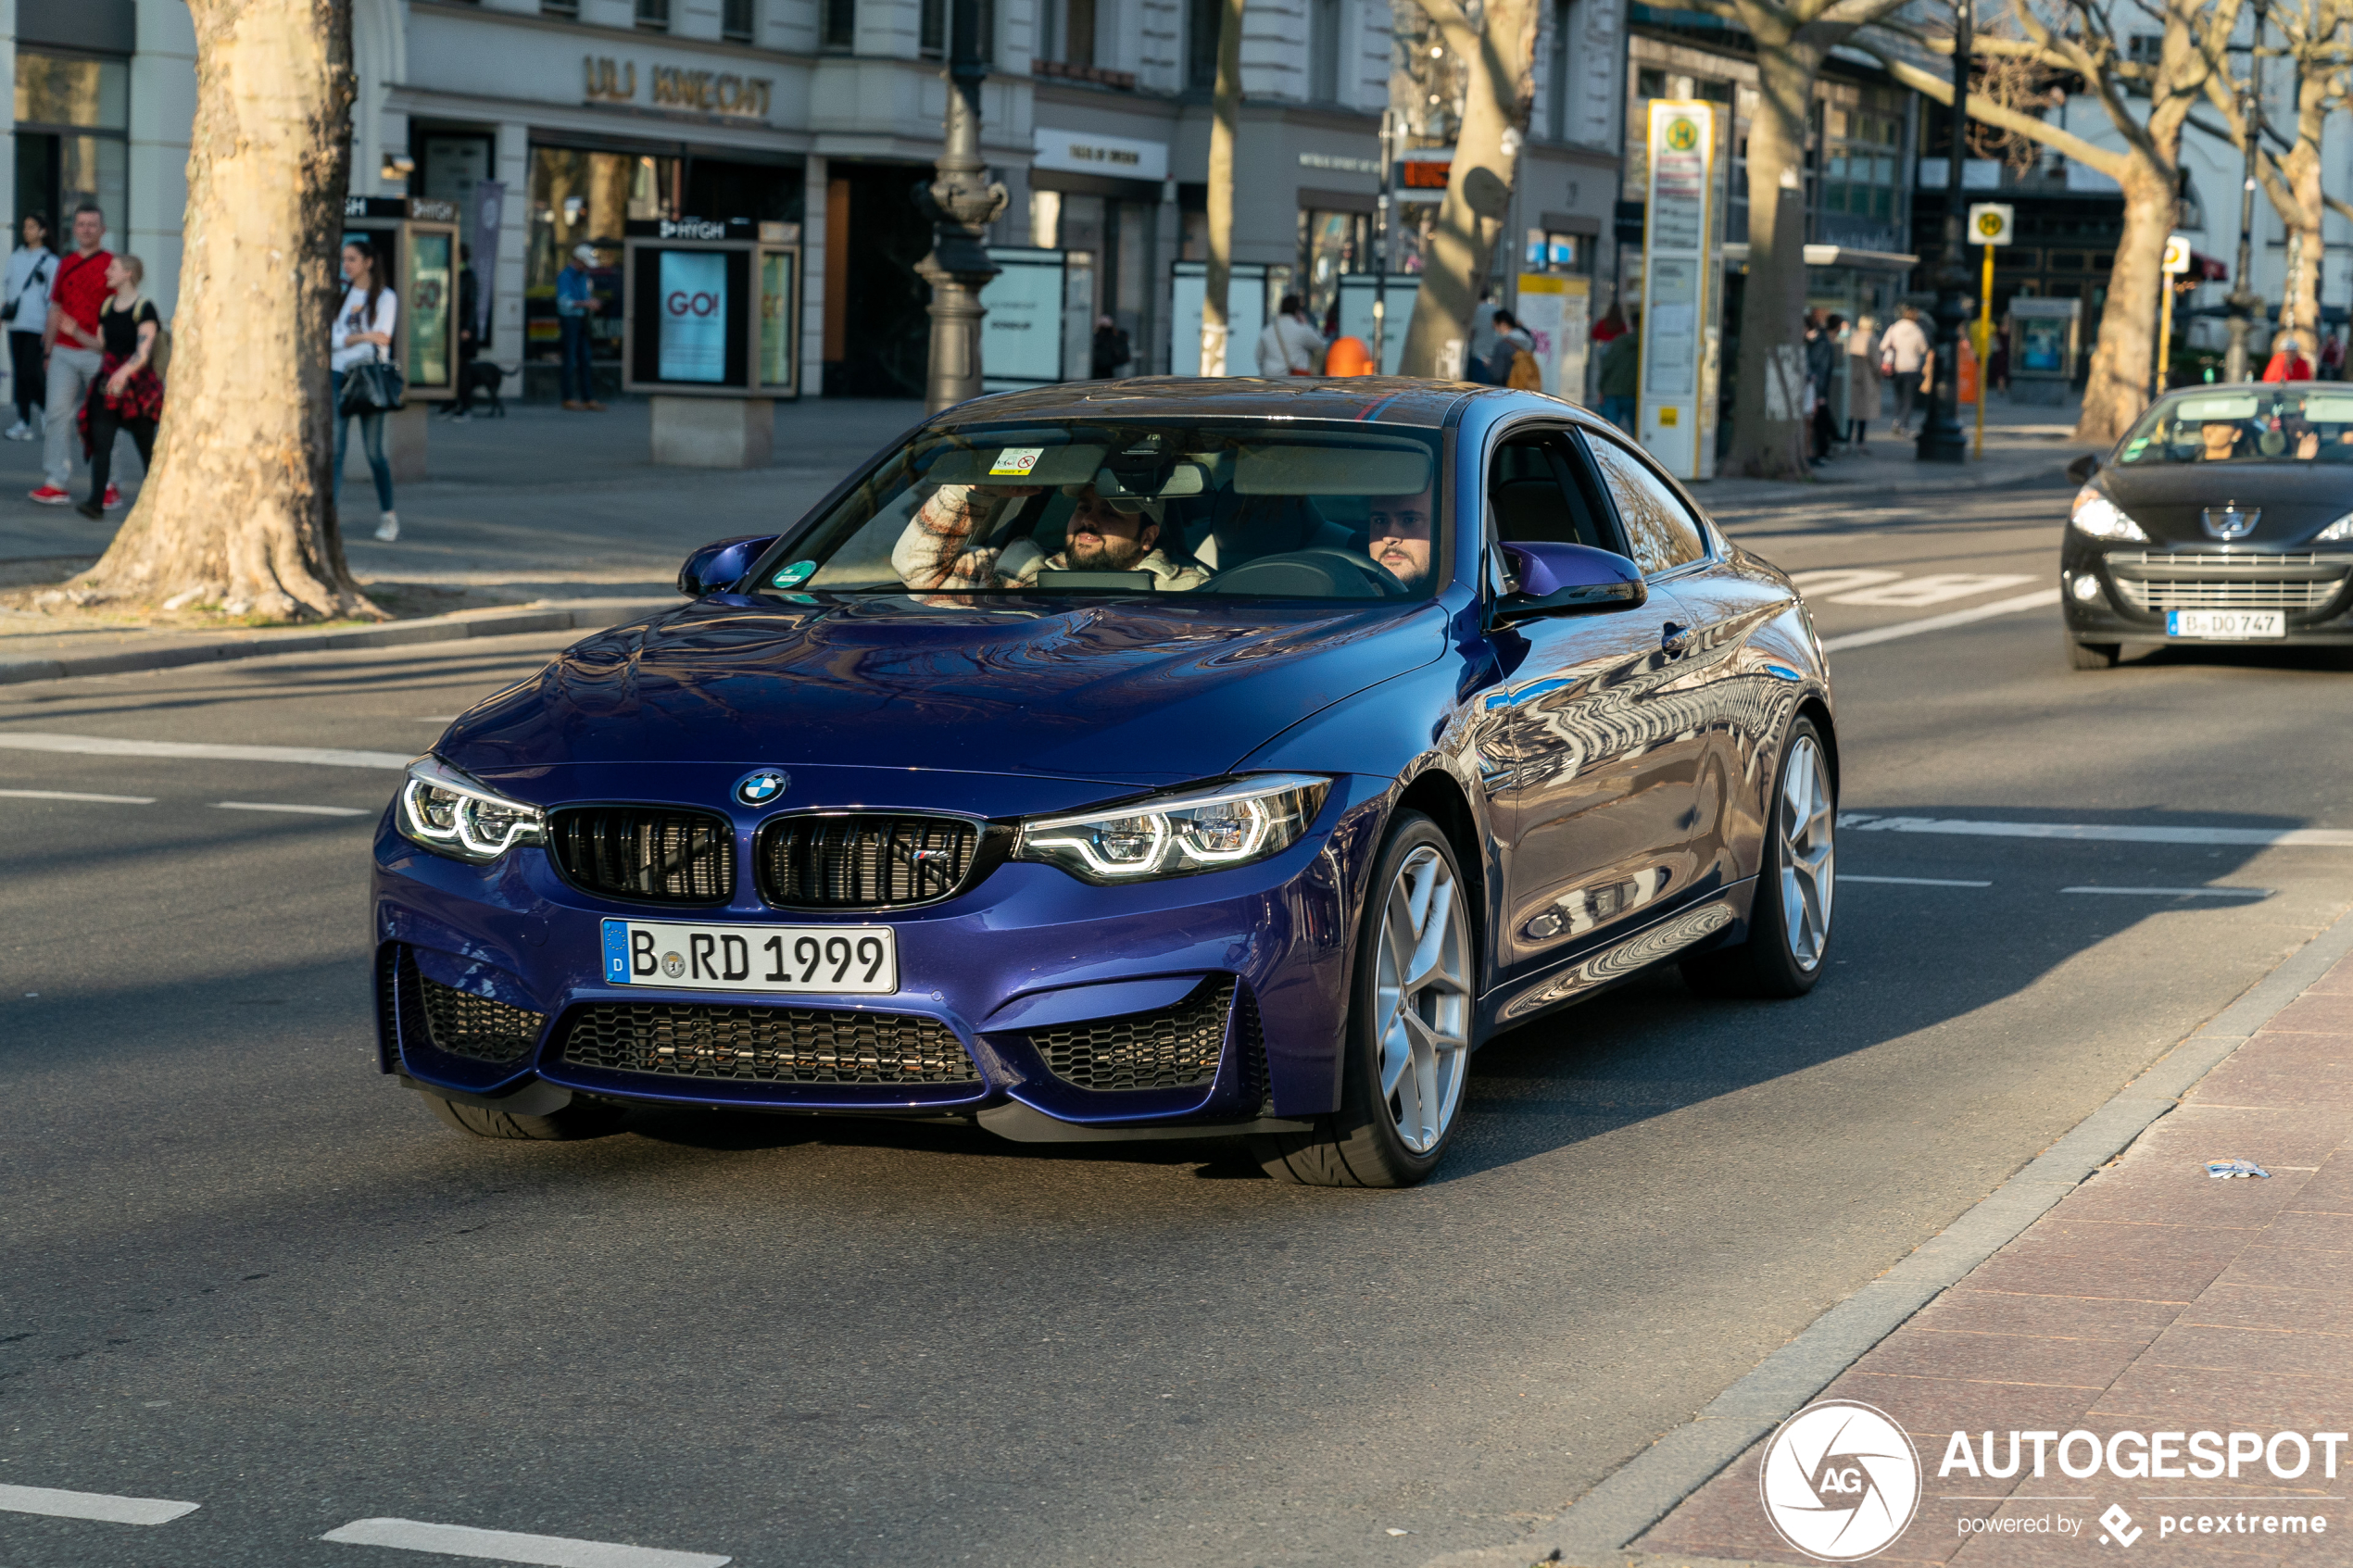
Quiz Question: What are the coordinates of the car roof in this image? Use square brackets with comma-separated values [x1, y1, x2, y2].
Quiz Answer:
[930, 376, 1490, 431]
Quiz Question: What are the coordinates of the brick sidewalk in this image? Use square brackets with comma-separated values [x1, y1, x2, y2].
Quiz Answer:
[1632, 952, 2353, 1567]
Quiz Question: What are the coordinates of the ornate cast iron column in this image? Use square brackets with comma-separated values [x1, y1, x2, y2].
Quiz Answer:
[914, 0, 1008, 412]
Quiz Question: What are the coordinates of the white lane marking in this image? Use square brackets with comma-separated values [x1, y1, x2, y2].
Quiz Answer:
[0, 732, 409, 770]
[320, 1517, 729, 1567]
[0, 787, 157, 804]
[411, 716, 458, 722]
[2062, 885, 2273, 899]
[1839, 812, 2353, 848]
[1827, 571, 2035, 608]
[1788, 568, 1903, 596]
[1819, 588, 2060, 652]
[1840, 874, 1993, 887]
[0, 1483, 201, 1525]
[214, 801, 372, 818]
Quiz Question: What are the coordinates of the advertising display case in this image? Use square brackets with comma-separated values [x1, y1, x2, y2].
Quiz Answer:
[342, 195, 463, 405]
[622, 218, 799, 399]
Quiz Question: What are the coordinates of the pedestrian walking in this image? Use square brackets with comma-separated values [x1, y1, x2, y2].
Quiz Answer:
[1805, 309, 1839, 463]
[1845, 313, 1880, 447]
[2319, 326, 2346, 382]
[1254, 294, 1326, 376]
[1480, 308, 1535, 386]
[1090, 313, 1132, 379]
[1590, 301, 1628, 347]
[5, 213, 57, 441]
[1597, 314, 1639, 433]
[445, 244, 480, 420]
[555, 243, 604, 410]
[1879, 303, 1930, 436]
[332, 237, 401, 543]
[1466, 287, 1503, 378]
[30, 202, 112, 508]
[74, 254, 163, 521]
[2262, 334, 2312, 383]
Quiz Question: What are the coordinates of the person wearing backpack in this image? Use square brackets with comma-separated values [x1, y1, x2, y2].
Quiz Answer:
[5, 213, 56, 439]
[74, 254, 163, 521]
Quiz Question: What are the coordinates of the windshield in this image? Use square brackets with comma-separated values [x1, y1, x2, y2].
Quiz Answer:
[2117, 388, 2353, 465]
[758, 420, 1446, 603]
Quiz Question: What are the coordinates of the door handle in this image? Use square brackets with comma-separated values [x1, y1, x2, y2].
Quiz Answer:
[1661, 621, 1692, 658]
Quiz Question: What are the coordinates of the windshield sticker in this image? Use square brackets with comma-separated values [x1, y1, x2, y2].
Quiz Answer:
[771, 559, 818, 588]
[989, 446, 1047, 477]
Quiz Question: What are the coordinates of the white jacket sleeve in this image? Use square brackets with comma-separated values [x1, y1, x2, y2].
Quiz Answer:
[1254, 323, 1287, 377]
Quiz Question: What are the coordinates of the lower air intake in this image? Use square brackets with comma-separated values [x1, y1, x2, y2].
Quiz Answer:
[1031, 978, 1238, 1092]
[398, 949, 546, 1064]
[559, 1002, 980, 1084]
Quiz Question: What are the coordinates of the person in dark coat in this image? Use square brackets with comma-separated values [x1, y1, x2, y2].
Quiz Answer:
[1091, 315, 1132, 380]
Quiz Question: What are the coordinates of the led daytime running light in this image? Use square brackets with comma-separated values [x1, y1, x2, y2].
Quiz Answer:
[1015, 774, 1329, 883]
[2069, 485, 2149, 542]
[396, 756, 547, 863]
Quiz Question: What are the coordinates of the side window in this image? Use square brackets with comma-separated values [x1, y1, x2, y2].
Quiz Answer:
[1582, 433, 1707, 577]
[1485, 429, 1609, 549]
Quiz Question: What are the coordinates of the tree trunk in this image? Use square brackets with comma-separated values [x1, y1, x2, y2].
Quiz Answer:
[1723, 34, 1818, 478]
[1199, 0, 1243, 376]
[1397, 0, 1540, 378]
[77, 0, 376, 622]
[2280, 143, 2323, 343]
[2076, 156, 2173, 445]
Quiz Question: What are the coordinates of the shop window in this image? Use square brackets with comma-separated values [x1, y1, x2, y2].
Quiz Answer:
[1300, 208, 1368, 320]
[823, 0, 857, 50]
[635, 0, 669, 29]
[1636, 67, 1667, 100]
[526, 148, 678, 363]
[14, 53, 130, 246]
[724, 0, 756, 40]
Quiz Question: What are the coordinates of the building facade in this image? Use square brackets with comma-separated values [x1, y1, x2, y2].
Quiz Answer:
[3, 0, 1632, 397]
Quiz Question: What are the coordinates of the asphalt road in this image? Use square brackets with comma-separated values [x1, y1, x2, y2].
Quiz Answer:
[5, 470, 2349, 1568]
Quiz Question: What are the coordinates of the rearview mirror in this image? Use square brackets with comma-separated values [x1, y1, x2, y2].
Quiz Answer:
[1491, 541, 1648, 625]
[2065, 453, 2102, 484]
[677, 535, 779, 597]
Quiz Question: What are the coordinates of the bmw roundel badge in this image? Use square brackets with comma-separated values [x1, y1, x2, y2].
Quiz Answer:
[734, 770, 788, 807]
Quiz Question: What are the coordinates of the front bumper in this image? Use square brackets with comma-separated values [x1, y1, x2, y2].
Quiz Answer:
[371, 775, 1390, 1137]
[2061, 542, 2353, 644]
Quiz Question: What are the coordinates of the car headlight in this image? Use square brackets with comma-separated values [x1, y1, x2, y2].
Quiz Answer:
[2317, 510, 2353, 543]
[396, 756, 547, 864]
[1014, 773, 1330, 883]
[2070, 485, 2149, 541]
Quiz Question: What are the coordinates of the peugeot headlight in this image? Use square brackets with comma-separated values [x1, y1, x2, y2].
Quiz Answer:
[2070, 485, 2149, 541]
[2316, 510, 2353, 543]
[1014, 774, 1330, 883]
[396, 756, 547, 864]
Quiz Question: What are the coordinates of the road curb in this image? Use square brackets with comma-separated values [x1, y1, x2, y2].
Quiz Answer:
[0, 596, 672, 687]
[1422, 899, 2353, 1568]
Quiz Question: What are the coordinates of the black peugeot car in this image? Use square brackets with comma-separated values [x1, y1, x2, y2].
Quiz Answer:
[2062, 383, 2353, 668]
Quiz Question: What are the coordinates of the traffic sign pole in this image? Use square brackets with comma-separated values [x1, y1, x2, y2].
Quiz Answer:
[1966, 202, 2012, 462]
[2157, 234, 2192, 397]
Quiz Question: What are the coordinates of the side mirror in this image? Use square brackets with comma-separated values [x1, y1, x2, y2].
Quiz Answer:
[677, 534, 780, 597]
[1491, 541, 1648, 625]
[2065, 453, 2102, 484]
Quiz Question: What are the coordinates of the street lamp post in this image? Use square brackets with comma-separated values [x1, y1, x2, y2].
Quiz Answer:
[2224, 2, 2266, 383]
[1919, 0, 1972, 462]
[914, 0, 1008, 413]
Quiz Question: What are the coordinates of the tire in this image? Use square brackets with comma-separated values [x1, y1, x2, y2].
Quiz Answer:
[1681, 717, 1835, 1000]
[1252, 810, 1473, 1188]
[2066, 636, 2120, 671]
[422, 1091, 626, 1142]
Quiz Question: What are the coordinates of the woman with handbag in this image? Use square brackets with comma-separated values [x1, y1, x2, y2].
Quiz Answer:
[6, 213, 56, 439]
[73, 254, 164, 521]
[333, 238, 401, 542]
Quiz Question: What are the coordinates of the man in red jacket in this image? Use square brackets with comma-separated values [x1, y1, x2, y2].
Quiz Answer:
[31, 203, 113, 508]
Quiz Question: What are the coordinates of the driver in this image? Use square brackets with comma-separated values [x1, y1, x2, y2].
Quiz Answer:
[1366, 489, 1435, 589]
[893, 483, 1210, 592]
[2196, 420, 2246, 462]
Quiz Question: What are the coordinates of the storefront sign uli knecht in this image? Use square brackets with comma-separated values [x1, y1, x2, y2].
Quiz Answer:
[585, 56, 774, 119]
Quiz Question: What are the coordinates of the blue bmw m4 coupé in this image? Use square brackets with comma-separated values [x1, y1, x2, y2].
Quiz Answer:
[373, 379, 1838, 1185]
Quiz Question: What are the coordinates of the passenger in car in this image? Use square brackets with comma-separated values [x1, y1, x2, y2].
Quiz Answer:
[892, 482, 1212, 592]
[2196, 420, 2246, 463]
[1367, 488, 1435, 589]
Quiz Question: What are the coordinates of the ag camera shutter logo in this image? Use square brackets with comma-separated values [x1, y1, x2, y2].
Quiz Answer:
[1759, 1400, 1922, 1561]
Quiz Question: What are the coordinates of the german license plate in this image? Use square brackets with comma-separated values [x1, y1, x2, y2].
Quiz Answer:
[2168, 609, 2284, 639]
[599, 919, 897, 995]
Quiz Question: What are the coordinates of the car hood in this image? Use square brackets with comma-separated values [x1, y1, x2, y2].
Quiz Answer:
[437, 594, 1449, 787]
[2101, 462, 2353, 546]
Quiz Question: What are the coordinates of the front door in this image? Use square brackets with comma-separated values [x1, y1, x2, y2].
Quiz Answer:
[1482, 426, 1709, 983]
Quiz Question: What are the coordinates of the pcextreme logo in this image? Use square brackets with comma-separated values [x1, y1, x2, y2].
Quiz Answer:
[1760, 1400, 1922, 1562]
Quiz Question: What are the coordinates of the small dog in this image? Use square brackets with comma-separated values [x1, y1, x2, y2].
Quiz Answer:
[455, 358, 507, 417]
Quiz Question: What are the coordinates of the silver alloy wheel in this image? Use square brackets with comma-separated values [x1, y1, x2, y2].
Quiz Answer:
[1376, 843, 1471, 1154]
[1778, 734, 1836, 971]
